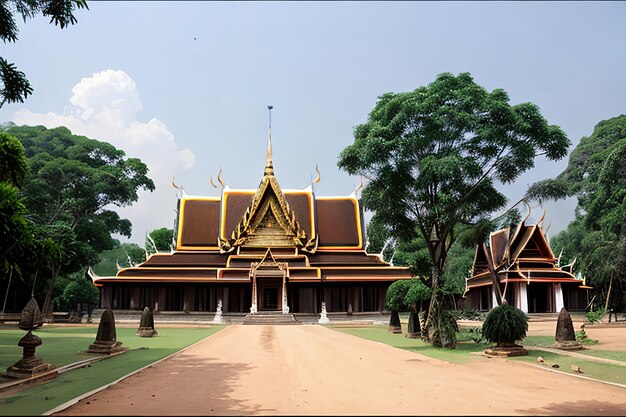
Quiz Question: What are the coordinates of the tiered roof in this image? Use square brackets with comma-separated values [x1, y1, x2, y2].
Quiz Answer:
[90, 135, 411, 286]
[467, 212, 583, 290]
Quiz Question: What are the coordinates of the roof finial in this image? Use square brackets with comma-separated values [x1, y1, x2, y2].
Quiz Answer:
[265, 105, 274, 175]
[217, 166, 225, 188]
[313, 163, 321, 184]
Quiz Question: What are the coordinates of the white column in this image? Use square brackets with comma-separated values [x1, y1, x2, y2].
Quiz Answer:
[491, 286, 499, 309]
[518, 283, 529, 313]
[554, 283, 564, 312]
[249, 277, 257, 314]
[282, 272, 289, 314]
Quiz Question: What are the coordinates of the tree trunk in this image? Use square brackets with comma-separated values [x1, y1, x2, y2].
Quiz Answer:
[604, 272, 614, 321]
[422, 266, 440, 340]
[1, 268, 13, 313]
[483, 243, 504, 306]
[42, 264, 62, 323]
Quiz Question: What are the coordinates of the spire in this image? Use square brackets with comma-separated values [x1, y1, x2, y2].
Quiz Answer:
[265, 105, 274, 175]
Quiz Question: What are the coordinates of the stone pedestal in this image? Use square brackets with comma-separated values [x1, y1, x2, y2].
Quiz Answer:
[485, 345, 528, 357]
[554, 307, 583, 351]
[136, 328, 157, 337]
[554, 340, 584, 350]
[406, 309, 421, 338]
[136, 307, 158, 337]
[87, 340, 126, 354]
[87, 309, 127, 354]
[5, 331, 57, 379]
[388, 310, 402, 334]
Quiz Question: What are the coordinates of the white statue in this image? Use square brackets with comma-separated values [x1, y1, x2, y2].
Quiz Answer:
[318, 301, 330, 324]
[212, 299, 224, 323]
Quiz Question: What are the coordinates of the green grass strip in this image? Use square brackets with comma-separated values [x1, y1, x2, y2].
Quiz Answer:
[0, 325, 226, 416]
[577, 350, 626, 362]
[513, 349, 626, 386]
[519, 335, 626, 363]
[328, 325, 488, 364]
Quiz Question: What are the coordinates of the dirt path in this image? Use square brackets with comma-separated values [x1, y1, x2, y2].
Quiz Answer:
[55, 325, 626, 416]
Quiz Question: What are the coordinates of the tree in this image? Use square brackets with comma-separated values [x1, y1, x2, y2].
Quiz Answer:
[55, 270, 99, 316]
[528, 115, 626, 313]
[0, 132, 63, 312]
[0, 133, 32, 273]
[146, 227, 173, 254]
[5, 124, 155, 318]
[0, 0, 88, 107]
[92, 241, 146, 276]
[338, 72, 569, 347]
[0, 132, 34, 311]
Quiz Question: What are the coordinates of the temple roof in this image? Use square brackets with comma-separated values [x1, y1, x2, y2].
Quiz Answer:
[467, 212, 582, 289]
[89, 132, 411, 286]
[217, 147, 314, 253]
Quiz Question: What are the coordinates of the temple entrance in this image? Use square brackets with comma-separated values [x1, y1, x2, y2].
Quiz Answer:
[255, 278, 283, 311]
[261, 286, 279, 310]
[250, 249, 289, 313]
[527, 283, 549, 313]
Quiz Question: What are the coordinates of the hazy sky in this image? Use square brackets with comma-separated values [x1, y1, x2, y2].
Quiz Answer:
[2, 1, 625, 245]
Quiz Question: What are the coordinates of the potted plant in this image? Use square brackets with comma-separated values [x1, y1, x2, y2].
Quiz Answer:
[482, 304, 528, 357]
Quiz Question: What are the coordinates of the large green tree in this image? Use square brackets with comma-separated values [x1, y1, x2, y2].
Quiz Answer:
[92, 241, 146, 276]
[530, 115, 626, 312]
[0, 0, 88, 107]
[338, 72, 569, 347]
[146, 227, 173, 255]
[0, 131, 61, 312]
[0, 131, 31, 273]
[5, 124, 155, 318]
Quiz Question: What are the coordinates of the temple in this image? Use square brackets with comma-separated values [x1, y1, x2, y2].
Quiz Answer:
[462, 210, 590, 313]
[89, 133, 412, 316]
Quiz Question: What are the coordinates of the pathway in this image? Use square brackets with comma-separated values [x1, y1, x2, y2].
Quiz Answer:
[54, 325, 626, 416]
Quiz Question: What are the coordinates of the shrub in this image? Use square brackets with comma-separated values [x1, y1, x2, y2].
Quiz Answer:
[385, 280, 410, 311]
[404, 279, 431, 307]
[576, 324, 599, 345]
[467, 326, 485, 344]
[585, 307, 606, 324]
[385, 278, 432, 312]
[482, 304, 528, 347]
[453, 308, 485, 321]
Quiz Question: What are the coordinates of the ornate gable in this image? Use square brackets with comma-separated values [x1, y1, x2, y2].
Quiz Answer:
[219, 137, 317, 253]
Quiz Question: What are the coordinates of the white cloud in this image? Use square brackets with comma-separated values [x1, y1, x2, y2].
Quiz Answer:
[14, 69, 195, 245]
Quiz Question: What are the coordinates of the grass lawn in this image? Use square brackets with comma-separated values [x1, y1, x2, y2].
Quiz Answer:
[329, 325, 489, 364]
[330, 324, 626, 387]
[0, 325, 226, 416]
[577, 350, 626, 362]
[512, 349, 626, 385]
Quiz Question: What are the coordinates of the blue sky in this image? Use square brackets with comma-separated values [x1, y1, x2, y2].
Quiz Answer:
[2, 1, 625, 245]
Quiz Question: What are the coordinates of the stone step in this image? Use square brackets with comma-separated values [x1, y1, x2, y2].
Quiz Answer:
[242, 313, 301, 325]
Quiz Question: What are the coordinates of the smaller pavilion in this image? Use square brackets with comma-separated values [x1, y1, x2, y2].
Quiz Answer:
[463, 210, 589, 313]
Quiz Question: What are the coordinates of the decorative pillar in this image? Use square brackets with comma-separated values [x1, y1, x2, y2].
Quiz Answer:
[129, 287, 140, 310]
[491, 286, 499, 309]
[282, 270, 289, 314]
[250, 271, 257, 314]
[517, 283, 529, 313]
[554, 283, 564, 313]
[183, 286, 194, 312]
[101, 287, 112, 309]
